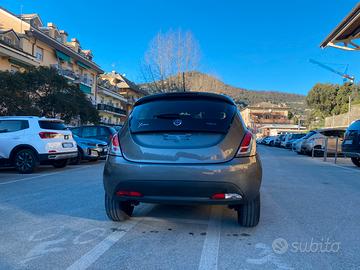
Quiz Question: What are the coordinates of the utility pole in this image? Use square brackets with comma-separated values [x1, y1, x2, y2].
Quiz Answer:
[182, 72, 186, 92]
[348, 95, 351, 125]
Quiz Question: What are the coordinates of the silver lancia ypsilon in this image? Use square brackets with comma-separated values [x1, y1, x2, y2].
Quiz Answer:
[103, 92, 262, 227]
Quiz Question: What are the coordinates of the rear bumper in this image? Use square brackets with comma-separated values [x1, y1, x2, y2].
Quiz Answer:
[39, 151, 78, 161]
[343, 151, 360, 158]
[103, 154, 262, 204]
[82, 146, 107, 160]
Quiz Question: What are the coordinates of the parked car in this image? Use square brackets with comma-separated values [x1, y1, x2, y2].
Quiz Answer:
[274, 134, 286, 147]
[70, 135, 108, 164]
[70, 125, 116, 145]
[301, 128, 345, 156]
[263, 136, 276, 146]
[256, 136, 267, 144]
[342, 120, 360, 167]
[294, 131, 317, 153]
[103, 92, 262, 227]
[282, 133, 306, 149]
[0, 116, 77, 173]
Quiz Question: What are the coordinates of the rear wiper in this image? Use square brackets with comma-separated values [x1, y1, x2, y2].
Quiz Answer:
[154, 113, 185, 119]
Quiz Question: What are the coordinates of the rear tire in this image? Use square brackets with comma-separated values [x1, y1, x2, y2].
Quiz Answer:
[237, 194, 260, 227]
[70, 148, 83, 165]
[52, 159, 68, 168]
[105, 194, 134, 221]
[351, 157, 360, 167]
[88, 156, 99, 162]
[14, 149, 37, 174]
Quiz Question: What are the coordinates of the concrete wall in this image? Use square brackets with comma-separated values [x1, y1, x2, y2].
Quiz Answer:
[325, 104, 360, 128]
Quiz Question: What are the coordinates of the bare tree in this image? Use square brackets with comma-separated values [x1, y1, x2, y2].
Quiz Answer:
[141, 29, 201, 93]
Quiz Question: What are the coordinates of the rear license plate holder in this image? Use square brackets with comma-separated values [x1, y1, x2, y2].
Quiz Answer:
[62, 142, 73, 148]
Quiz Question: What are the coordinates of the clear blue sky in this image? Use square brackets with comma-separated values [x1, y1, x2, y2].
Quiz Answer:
[2, 0, 360, 95]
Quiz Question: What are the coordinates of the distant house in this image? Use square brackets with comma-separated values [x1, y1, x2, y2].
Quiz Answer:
[241, 102, 290, 129]
[240, 102, 305, 136]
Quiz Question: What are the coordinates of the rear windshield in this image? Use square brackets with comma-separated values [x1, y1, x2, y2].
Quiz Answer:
[130, 99, 236, 134]
[39, 120, 66, 130]
[321, 130, 345, 137]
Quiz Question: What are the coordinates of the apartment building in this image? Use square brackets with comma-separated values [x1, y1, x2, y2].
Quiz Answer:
[0, 7, 103, 103]
[0, 7, 148, 125]
[100, 71, 147, 114]
[96, 77, 128, 125]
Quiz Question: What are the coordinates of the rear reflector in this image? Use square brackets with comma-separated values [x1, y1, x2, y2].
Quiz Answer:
[116, 191, 142, 197]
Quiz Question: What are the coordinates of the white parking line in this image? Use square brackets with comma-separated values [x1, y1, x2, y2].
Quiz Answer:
[198, 206, 223, 270]
[66, 205, 154, 270]
[0, 165, 97, 185]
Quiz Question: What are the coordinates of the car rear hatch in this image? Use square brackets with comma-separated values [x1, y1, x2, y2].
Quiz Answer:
[343, 128, 360, 152]
[119, 96, 245, 164]
[38, 120, 76, 152]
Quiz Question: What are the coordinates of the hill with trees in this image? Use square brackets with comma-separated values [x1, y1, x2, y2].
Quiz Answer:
[141, 71, 306, 113]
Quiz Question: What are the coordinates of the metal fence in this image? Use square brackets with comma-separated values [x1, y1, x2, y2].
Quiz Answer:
[311, 137, 342, 164]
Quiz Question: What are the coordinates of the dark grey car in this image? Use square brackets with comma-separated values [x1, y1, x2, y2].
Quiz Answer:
[70, 135, 108, 164]
[103, 92, 262, 227]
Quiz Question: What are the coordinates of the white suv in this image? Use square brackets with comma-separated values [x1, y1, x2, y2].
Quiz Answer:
[0, 116, 77, 173]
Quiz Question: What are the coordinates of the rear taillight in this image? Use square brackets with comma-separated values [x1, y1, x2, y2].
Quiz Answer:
[236, 131, 255, 157]
[110, 134, 122, 156]
[211, 193, 225, 200]
[39, 132, 58, 139]
[211, 193, 242, 200]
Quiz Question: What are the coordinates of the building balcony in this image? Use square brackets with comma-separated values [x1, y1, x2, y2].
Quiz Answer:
[97, 85, 128, 103]
[80, 76, 93, 86]
[97, 103, 126, 116]
[51, 64, 79, 80]
[51, 64, 93, 85]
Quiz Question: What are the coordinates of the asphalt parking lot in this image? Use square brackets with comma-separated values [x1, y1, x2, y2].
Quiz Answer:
[0, 146, 359, 270]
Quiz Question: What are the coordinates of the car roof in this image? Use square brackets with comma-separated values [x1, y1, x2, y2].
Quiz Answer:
[71, 125, 113, 128]
[134, 92, 236, 106]
[316, 127, 346, 132]
[0, 116, 63, 122]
